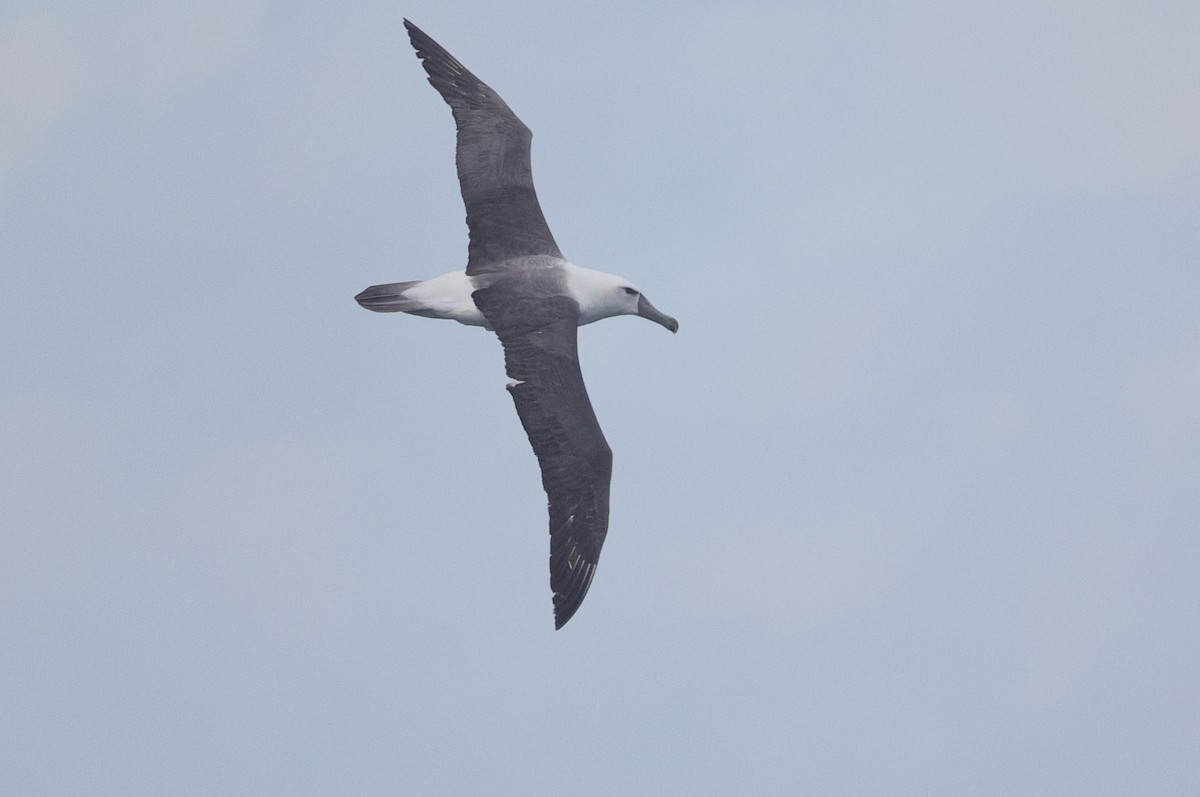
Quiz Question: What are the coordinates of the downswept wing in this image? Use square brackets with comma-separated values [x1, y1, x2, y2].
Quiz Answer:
[404, 19, 562, 273]
[472, 287, 612, 629]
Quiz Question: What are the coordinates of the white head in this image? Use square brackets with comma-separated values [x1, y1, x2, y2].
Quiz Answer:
[563, 264, 679, 331]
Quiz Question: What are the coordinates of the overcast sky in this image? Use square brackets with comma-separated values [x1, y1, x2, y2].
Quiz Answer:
[2, 1, 1198, 794]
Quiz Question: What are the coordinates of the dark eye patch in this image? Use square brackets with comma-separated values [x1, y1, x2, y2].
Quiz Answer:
[622, 287, 639, 296]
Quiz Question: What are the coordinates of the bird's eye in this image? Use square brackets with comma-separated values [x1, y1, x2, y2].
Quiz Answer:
[622, 287, 639, 296]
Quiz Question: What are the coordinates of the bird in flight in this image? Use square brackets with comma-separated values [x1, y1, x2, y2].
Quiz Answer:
[356, 20, 678, 629]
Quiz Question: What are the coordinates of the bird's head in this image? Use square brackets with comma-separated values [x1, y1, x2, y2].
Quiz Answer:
[565, 265, 678, 332]
[613, 282, 679, 333]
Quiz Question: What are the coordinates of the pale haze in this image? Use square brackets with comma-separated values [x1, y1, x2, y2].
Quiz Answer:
[2, 2, 1198, 794]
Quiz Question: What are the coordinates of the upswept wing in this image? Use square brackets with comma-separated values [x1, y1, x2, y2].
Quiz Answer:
[404, 20, 562, 272]
[472, 287, 612, 629]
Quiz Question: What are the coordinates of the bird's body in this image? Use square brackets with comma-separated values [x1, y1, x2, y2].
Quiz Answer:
[357, 20, 676, 629]
[357, 258, 670, 330]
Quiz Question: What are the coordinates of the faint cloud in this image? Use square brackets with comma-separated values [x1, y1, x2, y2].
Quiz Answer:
[978, 393, 1031, 441]
[0, 394, 101, 501]
[0, 14, 77, 184]
[676, 520, 902, 637]
[0, 0, 263, 184]
[904, 2, 1200, 188]
[165, 434, 359, 638]
[789, 304, 885, 404]
[1019, 526, 1138, 710]
[82, 0, 264, 106]
[1126, 332, 1200, 462]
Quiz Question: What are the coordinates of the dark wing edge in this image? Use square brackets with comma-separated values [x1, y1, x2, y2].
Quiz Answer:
[473, 289, 612, 629]
[403, 19, 562, 272]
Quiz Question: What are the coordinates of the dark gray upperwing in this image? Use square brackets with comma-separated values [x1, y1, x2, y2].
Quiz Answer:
[472, 287, 612, 629]
[404, 20, 562, 273]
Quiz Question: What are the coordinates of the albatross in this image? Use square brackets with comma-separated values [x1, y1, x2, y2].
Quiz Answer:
[356, 20, 678, 629]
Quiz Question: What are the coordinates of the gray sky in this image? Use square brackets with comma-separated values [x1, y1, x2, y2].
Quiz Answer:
[3, 1, 1198, 794]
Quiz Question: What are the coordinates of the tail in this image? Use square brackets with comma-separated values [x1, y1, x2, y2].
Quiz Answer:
[355, 281, 436, 316]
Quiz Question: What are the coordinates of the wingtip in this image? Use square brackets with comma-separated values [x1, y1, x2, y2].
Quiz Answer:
[553, 606, 576, 630]
[402, 18, 429, 51]
[551, 579, 592, 630]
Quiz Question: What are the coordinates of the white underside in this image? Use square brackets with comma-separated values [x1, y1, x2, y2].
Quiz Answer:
[403, 270, 488, 326]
